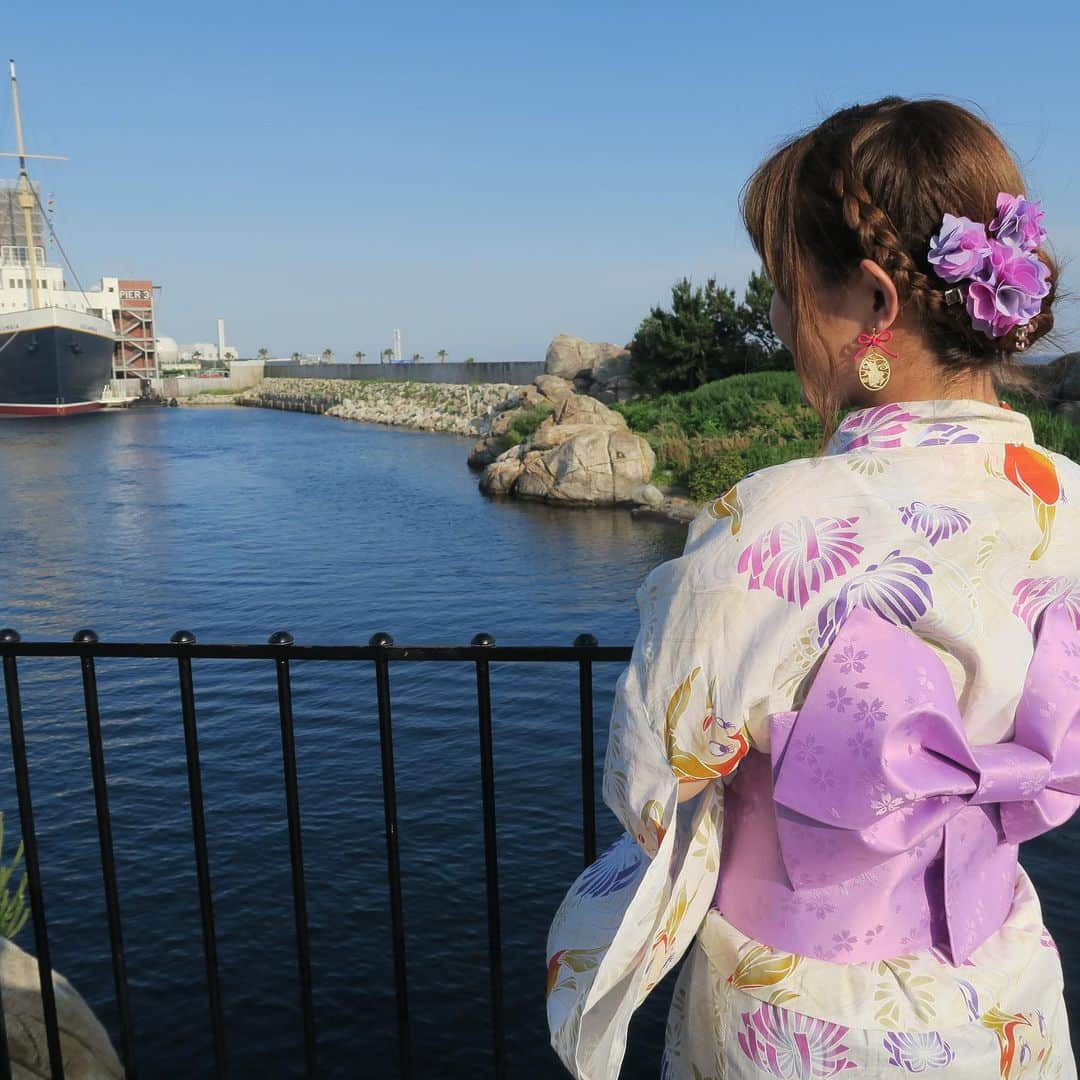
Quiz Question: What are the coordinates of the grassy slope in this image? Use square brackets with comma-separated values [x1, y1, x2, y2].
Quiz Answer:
[613, 371, 1080, 503]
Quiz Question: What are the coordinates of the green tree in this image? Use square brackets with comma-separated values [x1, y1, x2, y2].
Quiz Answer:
[291, 351, 302, 362]
[436, 349, 448, 364]
[630, 270, 791, 393]
[737, 269, 792, 374]
[381, 348, 393, 364]
[321, 348, 334, 364]
[354, 350, 366, 364]
[411, 353, 423, 363]
[629, 277, 738, 393]
[257, 347, 269, 362]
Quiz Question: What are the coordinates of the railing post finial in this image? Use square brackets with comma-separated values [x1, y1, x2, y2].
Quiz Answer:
[471, 632, 496, 648]
[170, 630, 197, 645]
[0, 628, 21, 644]
[268, 631, 295, 646]
[574, 633, 598, 649]
[369, 632, 394, 647]
[73, 628, 99, 644]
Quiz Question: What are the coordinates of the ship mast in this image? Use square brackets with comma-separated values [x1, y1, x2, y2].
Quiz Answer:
[2, 60, 67, 310]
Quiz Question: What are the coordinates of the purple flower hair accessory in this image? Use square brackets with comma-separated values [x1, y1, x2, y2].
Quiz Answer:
[927, 214, 990, 283]
[989, 193, 1046, 252]
[927, 192, 1050, 340]
[966, 239, 1051, 338]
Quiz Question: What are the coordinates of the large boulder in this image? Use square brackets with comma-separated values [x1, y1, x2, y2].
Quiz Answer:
[544, 335, 632, 384]
[533, 374, 576, 403]
[1, 938, 123, 1078]
[512, 427, 655, 504]
[478, 390, 655, 506]
[549, 393, 627, 428]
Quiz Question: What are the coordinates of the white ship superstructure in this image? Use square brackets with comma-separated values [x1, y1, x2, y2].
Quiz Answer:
[0, 61, 160, 413]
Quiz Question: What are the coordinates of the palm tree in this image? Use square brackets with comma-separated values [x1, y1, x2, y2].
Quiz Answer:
[436, 349, 448, 364]
[192, 349, 203, 369]
[381, 348, 393, 364]
[257, 347, 270, 362]
[291, 352, 302, 363]
[321, 348, 333, 364]
[354, 351, 366, 364]
[411, 353, 423, 363]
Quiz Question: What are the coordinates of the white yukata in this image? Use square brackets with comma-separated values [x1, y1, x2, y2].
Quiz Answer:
[546, 399, 1079, 1079]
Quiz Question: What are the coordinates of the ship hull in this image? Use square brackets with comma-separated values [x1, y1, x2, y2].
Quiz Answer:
[0, 321, 114, 418]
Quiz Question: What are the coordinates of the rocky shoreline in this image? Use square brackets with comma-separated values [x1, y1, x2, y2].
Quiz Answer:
[235, 369, 699, 526]
[237, 378, 518, 434]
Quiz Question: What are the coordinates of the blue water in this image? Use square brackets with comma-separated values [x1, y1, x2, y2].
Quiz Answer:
[0, 406, 686, 1077]
[0, 407, 1076, 1077]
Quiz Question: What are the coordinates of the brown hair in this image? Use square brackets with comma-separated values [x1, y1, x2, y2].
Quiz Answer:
[740, 97, 1058, 428]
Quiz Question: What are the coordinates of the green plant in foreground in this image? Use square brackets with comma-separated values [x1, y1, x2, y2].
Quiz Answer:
[0, 813, 29, 940]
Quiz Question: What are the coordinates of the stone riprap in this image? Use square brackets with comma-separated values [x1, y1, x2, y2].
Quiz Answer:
[237, 378, 523, 436]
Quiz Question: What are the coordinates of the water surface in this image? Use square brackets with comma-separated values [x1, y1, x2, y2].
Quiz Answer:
[0, 406, 1075, 1076]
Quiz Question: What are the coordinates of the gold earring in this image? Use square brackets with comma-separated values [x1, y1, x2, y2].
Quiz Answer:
[855, 327, 896, 392]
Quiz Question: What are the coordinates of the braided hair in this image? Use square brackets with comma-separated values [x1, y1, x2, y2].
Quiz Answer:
[741, 97, 1058, 429]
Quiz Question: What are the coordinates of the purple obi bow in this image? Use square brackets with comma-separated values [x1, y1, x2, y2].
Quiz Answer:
[769, 600, 1080, 962]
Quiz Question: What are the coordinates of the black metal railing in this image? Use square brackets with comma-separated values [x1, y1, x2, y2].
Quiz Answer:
[0, 629, 632, 1080]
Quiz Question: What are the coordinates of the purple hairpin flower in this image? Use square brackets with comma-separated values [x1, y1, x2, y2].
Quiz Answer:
[927, 214, 991, 283]
[989, 192, 1046, 252]
[928, 193, 1050, 340]
[966, 239, 1051, 338]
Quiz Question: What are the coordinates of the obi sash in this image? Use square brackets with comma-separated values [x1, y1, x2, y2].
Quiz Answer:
[713, 600, 1080, 964]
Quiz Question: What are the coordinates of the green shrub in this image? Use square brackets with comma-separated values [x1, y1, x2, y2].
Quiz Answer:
[686, 439, 818, 502]
[0, 814, 28, 941]
[506, 403, 554, 445]
[646, 421, 693, 474]
[686, 450, 750, 501]
[615, 371, 820, 441]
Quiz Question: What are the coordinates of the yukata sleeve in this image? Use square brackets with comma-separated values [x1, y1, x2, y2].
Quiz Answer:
[546, 517, 760, 1080]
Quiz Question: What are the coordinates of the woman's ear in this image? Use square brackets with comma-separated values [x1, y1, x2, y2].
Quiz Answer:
[858, 259, 900, 330]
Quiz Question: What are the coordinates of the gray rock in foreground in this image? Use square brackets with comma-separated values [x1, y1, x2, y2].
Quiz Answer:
[1, 937, 124, 1078]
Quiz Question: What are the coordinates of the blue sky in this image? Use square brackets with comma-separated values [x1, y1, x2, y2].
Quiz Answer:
[4, 0, 1079, 361]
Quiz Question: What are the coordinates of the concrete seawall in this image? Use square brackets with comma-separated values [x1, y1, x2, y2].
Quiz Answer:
[263, 361, 545, 385]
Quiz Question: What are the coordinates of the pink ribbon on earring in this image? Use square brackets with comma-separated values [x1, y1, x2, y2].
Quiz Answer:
[855, 329, 898, 358]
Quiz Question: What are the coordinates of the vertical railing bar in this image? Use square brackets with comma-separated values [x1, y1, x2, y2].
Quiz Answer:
[574, 635, 599, 868]
[0, 633, 64, 1080]
[268, 633, 317, 1078]
[370, 633, 411, 1080]
[171, 631, 227, 1078]
[74, 630, 137, 1079]
[471, 633, 505, 1080]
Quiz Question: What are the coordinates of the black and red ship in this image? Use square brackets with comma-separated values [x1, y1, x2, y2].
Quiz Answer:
[0, 306, 114, 417]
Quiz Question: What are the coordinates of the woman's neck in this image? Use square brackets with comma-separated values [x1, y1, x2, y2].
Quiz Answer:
[849, 346, 1002, 409]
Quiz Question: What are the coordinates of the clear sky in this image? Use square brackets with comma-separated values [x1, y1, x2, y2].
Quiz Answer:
[4, 1, 1079, 361]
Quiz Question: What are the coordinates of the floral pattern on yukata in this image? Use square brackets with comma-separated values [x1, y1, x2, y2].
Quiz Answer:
[547, 399, 1079, 1080]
